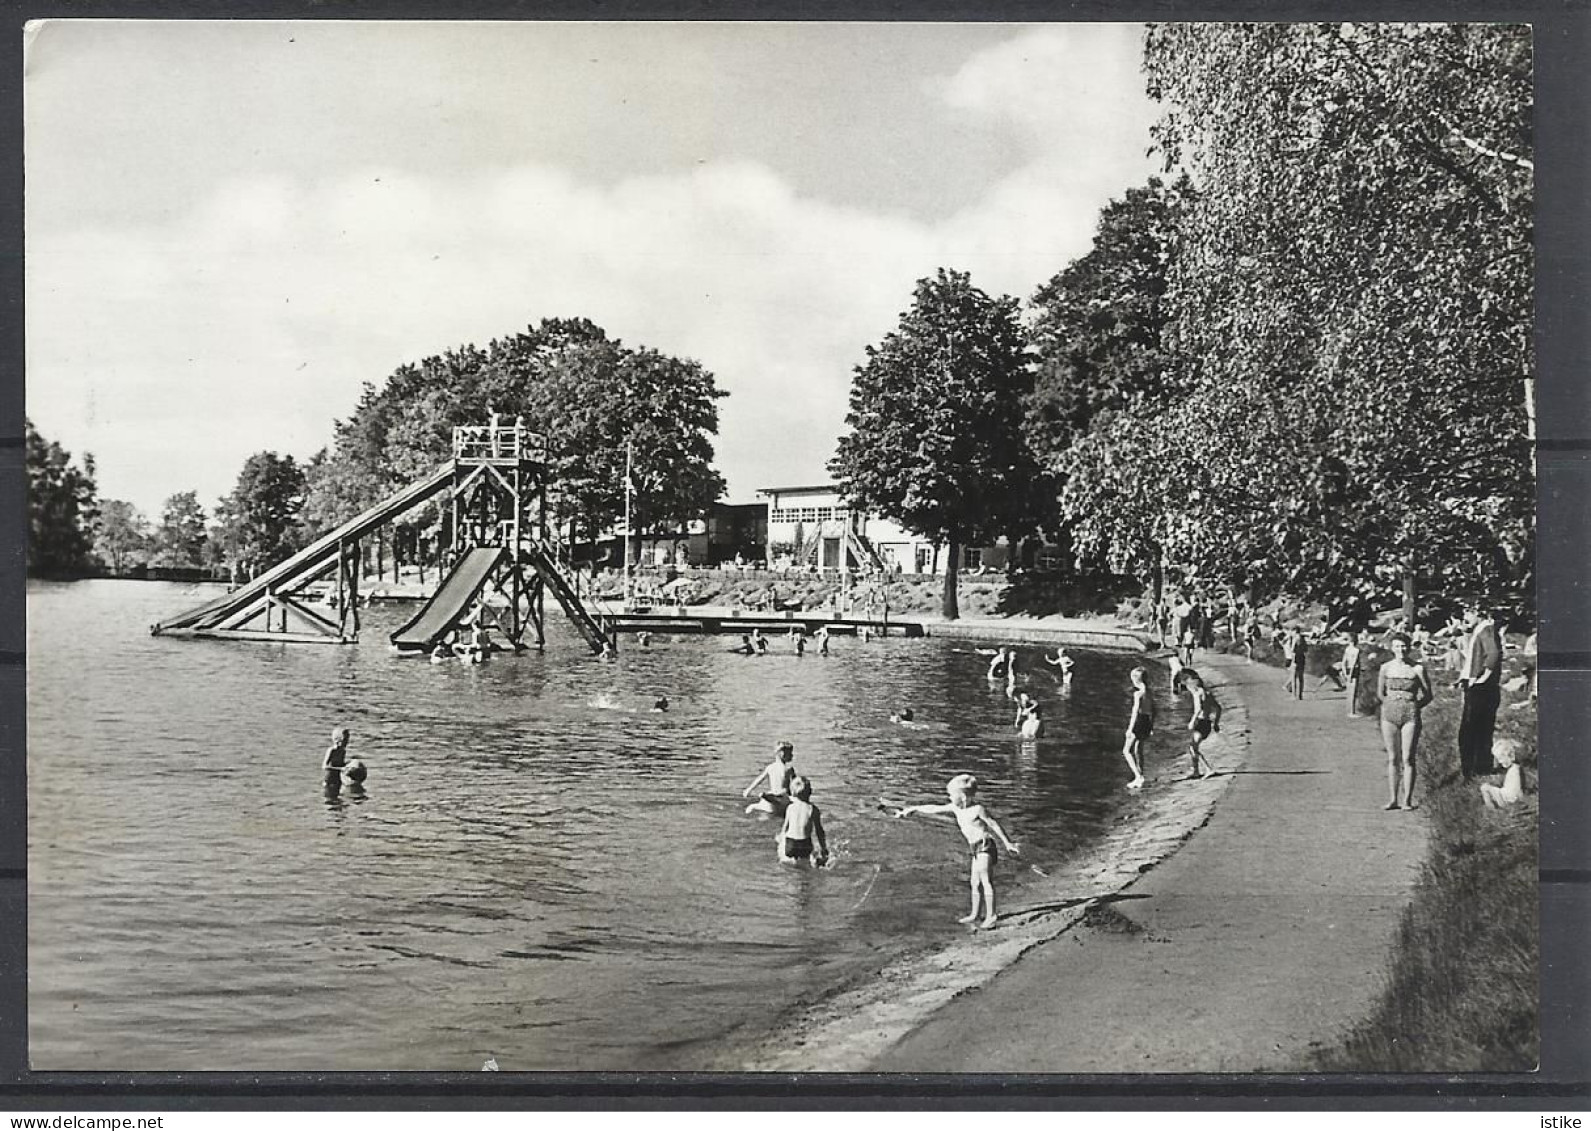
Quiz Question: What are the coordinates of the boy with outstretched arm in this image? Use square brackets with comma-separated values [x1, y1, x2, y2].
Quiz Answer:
[743, 741, 797, 814]
[895, 774, 1020, 929]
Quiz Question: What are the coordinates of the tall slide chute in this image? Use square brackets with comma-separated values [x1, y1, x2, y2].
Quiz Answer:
[151, 464, 454, 640]
[389, 547, 505, 652]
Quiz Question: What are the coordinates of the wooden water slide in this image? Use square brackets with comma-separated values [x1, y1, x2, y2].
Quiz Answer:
[150, 464, 454, 639]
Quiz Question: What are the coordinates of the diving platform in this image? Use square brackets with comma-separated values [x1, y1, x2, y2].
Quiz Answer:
[152, 424, 610, 654]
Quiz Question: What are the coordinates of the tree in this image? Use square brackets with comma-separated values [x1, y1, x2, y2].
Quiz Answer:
[1028, 177, 1194, 462]
[301, 316, 729, 575]
[1139, 23, 1533, 616]
[94, 500, 150, 574]
[151, 491, 208, 568]
[217, 452, 307, 575]
[830, 268, 1035, 619]
[1028, 178, 1195, 591]
[25, 419, 98, 577]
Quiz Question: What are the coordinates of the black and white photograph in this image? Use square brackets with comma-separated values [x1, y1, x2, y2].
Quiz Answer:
[22, 20, 1539, 1077]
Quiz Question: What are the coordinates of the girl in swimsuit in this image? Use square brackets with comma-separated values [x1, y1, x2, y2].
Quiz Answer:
[1122, 666, 1151, 789]
[1376, 633, 1434, 810]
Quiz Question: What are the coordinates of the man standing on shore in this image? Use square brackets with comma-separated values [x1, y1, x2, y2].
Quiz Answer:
[1457, 607, 1502, 778]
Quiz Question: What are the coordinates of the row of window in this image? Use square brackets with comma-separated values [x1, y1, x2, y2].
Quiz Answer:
[770, 506, 850, 524]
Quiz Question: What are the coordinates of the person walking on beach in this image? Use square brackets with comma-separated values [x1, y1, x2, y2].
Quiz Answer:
[1376, 632, 1434, 810]
[1122, 666, 1152, 790]
[743, 741, 798, 814]
[1339, 630, 1365, 717]
[1182, 671, 1221, 779]
[1457, 607, 1502, 778]
[777, 776, 829, 867]
[1284, 627, 1307, 699]
[895, 774, 1021, 929]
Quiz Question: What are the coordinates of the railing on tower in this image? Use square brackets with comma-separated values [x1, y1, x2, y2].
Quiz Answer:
[453, 424, 547, 464]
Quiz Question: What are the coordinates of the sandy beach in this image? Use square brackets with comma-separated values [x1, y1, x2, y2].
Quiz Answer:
[708, 648, 1429, 1073]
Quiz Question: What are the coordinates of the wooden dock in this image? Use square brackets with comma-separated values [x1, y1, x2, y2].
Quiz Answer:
[595, 604, 924, 638]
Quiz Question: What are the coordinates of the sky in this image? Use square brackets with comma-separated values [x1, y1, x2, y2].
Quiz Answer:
[25, 20, 1161, 517]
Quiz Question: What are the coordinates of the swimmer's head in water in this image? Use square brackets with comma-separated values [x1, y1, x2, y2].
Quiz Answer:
[791, 776, 812, 801]
[898, 708, 914, 722]
[331, 727, 350, 746]
[776, 741, 794, 761]
[653, 696, 669, 711]
[947, 773, 977, 804]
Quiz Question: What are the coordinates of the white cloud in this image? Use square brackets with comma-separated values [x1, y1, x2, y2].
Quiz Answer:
[27, 26, 1160, 516]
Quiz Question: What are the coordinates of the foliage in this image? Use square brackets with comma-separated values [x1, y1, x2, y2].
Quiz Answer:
[1134, 22, 1533, 615]
[829, 268, 1036, 618]
[216, 452, 307, 572]
[151, 491, 208, 568]
[1026, 177, 1195, 582]
[25, 419, 98, 577]
[300, 317, 727, 560]
[1028, 176, 1194, 459]
[94, 499, 151, 573]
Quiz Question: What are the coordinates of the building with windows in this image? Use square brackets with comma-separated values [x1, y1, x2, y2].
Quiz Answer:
[758, 484, 1010, 575]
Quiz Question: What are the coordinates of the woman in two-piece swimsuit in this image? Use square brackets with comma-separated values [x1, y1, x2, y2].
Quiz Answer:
[1376, 633, 1434, 810]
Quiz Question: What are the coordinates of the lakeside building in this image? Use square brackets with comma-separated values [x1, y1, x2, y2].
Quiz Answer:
[588, 501, 769, 569]
[757, 484, 1064, 576]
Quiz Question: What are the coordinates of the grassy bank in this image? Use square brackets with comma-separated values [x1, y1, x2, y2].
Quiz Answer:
[1309, 686, 1538, 1071]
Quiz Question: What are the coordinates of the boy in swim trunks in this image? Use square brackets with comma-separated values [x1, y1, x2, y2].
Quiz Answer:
[777, 776, 829, 867]
[742, 741, 797, 814]
[896, 774, 1020, 929]
[1122, 666, 1152, 789]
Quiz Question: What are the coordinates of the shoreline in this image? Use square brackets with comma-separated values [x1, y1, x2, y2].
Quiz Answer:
[695, 656, 1248, 1072]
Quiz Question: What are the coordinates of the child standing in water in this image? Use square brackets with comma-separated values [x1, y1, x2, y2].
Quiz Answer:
[777, 776, 829, 867]
[1122, 667, 1152, 790]
[895, 774, 1020, 929]
[742, 741, 797, 814]
[322, 727, 352, 789]
[1014, 692, 1044, 738]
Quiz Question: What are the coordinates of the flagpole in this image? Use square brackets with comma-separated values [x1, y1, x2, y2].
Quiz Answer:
[624, 441, 634, 609]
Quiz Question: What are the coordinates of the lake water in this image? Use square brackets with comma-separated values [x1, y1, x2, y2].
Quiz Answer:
[27, 580, 1178, 1071]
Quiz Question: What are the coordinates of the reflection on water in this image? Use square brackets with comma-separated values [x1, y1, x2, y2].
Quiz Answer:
[27, 580, 1177, 1070]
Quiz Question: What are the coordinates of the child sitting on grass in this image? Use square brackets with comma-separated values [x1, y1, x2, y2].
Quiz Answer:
[895, 774, 1021, 929]
[1480, 737, 1524, 809]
